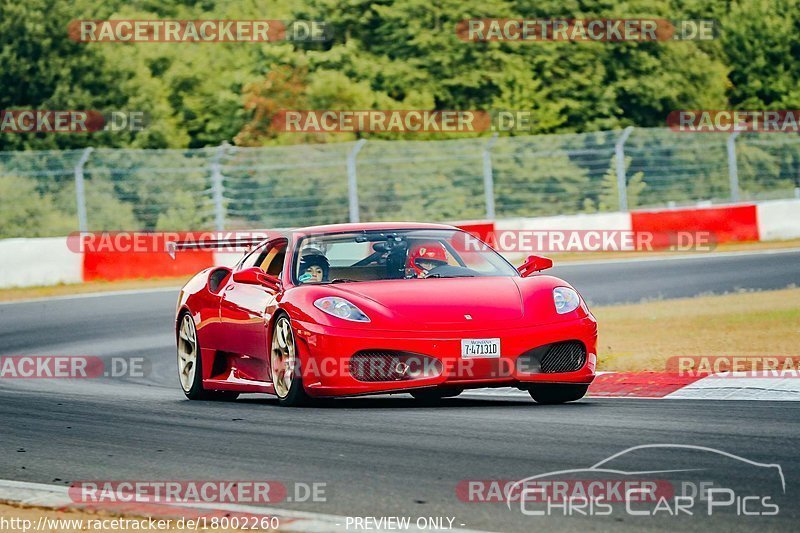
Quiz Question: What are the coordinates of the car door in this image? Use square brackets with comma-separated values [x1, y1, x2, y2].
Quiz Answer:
[219, 240, 286, 381]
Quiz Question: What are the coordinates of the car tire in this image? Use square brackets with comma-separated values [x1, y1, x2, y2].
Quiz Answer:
[529, 383, 588, 404]
[177, 312, 239, 401]
[270, 314, 312, 407]
[411, 388, 463, 404]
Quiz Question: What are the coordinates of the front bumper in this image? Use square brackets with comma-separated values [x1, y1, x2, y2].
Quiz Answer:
[293, 316, 598, 397]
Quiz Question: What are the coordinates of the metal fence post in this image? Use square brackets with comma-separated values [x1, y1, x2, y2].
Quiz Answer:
[347, 139, 367, 223]
[74, 147, 94, 232]
[727, 131, 740, 203]
[482, 133, 498, 219]
[614, 126, 635, 211]
[211, 142, 228, 231]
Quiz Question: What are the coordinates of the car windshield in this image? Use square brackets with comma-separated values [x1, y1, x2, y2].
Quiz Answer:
[294, 229, 518, 284]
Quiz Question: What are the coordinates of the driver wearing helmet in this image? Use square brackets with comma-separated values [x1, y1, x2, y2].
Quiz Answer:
[407, 242, 449, 278]
[299, 252, 330, 283]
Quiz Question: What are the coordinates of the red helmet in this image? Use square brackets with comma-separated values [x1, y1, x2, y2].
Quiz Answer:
[407, 242, 448, 276]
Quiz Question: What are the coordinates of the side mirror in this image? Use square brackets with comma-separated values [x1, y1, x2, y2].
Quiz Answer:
[518, 255, 553, 277]
[233, 267, 281, 290]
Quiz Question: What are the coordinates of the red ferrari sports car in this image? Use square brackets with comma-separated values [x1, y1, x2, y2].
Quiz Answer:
[175, 222, 597, 406]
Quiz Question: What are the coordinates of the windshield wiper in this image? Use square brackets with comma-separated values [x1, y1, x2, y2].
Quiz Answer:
[425, 274, 476, 279]
[327, 278, 360, 284]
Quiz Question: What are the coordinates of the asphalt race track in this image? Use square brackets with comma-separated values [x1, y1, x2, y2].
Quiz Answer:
[551, 247, 800, 305]
[1, 249, 799, 532]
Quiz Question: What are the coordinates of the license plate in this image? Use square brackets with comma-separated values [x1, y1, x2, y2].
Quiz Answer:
[461, 338, 501, 358]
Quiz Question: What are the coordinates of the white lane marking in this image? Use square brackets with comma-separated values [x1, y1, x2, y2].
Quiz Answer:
[0, 479, 72, 508]
[665, 373, 800, 401]
[0, 286, 181, 306]
[0, 479, 491, 533]
[555, 246, 800, 268]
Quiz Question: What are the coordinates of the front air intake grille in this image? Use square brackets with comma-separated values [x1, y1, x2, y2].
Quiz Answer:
[349, 351, 406, 382]
[540, 341, 586, 373]
[516, 341, 587, 374]
[349, 351, 442, 382]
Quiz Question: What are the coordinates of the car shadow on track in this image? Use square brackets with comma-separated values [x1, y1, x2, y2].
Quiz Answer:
[231, 395, 596, 409]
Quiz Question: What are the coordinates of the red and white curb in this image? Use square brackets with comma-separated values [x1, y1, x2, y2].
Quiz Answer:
[465, 371, 800, 401]
[0, 479, 487, 533]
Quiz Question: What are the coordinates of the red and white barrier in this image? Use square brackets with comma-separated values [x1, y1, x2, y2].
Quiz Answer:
[0, 237, 83, 287]
[0, 200, 798, 288]
[756, 199, 800, 241]
[631, 203, 760, 246]
[82, 247, 215, 282]
[488, 199, 799, 252]
[495, 212, 632, 234]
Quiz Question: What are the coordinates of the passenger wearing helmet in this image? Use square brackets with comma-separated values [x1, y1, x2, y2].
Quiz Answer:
[407, 242, 449, 278]
[299, 253, 330, 283]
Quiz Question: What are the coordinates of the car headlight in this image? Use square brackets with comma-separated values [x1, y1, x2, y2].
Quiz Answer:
[553, 287, 581, 314]
[314, 297, 371, 322]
